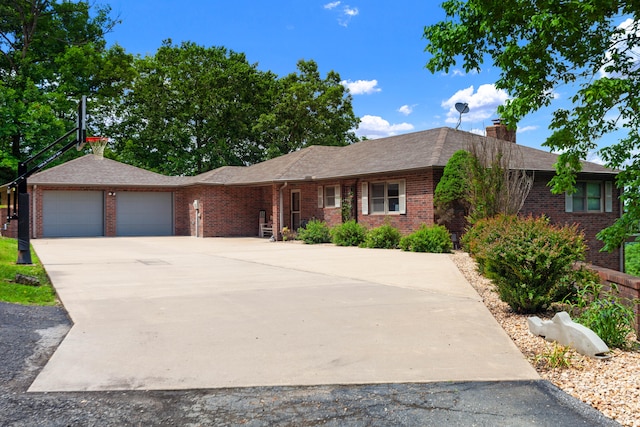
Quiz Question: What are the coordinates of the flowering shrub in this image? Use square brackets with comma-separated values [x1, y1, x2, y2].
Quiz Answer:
[399, 224, 452, 253]
[463, 215, 586, 313]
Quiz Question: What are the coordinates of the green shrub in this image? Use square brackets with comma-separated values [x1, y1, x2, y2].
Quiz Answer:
[566, 280, 639, 349]
[296, 219, 331, 244]
[464, 215, 587, 313]
[361, 224, 401, 249]
[625, 242, 640, 276]
[331, 220, 367, 246]
[461, 215, 519, 272]
[399, 224, 452, 253]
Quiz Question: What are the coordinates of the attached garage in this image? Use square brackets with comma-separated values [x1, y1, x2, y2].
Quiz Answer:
[42, 190, 104, 237]
[116, 192, 173, 236]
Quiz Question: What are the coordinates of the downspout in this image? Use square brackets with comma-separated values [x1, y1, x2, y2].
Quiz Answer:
[32, 185, 37, 239]
[279, 182, 288, 241]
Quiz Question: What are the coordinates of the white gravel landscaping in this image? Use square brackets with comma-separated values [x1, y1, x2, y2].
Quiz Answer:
[451, 251, 640, 427]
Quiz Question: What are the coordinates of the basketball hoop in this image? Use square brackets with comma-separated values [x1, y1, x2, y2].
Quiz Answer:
[86, 136, 108, 159]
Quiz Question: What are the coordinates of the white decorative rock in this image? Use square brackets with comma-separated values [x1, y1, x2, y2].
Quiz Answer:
[527, 311, 611, 359]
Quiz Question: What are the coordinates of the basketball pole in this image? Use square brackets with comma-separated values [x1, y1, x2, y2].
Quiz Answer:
[9, 96, 86, 265]
[16, 162, 31, 264]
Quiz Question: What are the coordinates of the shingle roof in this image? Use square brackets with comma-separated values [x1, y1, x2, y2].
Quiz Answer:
[225, 127, 614, 183]
[28, 155, 185, 187]
[26, 127, 616, 187]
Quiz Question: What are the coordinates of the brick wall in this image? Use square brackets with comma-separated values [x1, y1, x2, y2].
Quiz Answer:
[281, 182, 325, 231]
[191, 185, 272, 237]
[357, 170, 436, 234]
[1, 207, 18, 238]
[521, 174, 621, 271]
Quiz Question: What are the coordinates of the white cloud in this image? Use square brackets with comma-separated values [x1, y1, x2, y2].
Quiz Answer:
[441, 69, 477, 77]
[356, 115, 414, 139]
[517, 125, 538, 133]
[600, 18, 640, 78]
[587, 151, 606, 165]
[441, 84, 509, 125]
[325, 3, 359, 27]
[398, 104, 415, 115]
[341, 79, 381, 95]
[344, 6, 359, 16]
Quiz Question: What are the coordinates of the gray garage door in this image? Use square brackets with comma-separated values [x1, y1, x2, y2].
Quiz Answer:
[116, 192, 173, 236]
[42, 191, 104, 237]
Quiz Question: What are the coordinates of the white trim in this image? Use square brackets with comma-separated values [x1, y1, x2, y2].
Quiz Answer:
[399, 180, 406, 214]
[334, 185, 341, 208]
[369, 180, 405, 214]
[565, 191, 573, 212]
[605, 181, 613, 212]
[361, 182, 368, 215]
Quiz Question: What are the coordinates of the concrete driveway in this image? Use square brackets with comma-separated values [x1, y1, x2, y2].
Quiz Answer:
[29, 237, 537, 392]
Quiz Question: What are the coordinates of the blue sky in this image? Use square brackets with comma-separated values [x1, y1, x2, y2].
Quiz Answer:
[102, 0, 617, 155]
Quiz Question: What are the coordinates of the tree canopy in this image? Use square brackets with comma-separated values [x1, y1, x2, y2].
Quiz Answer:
[254, 59, 359, 159]
[424, 1, 640, 250]
[112, 41, 277, 175]
[111, 43, 359, 175]
[0, 0, 134, 182]
[1, 3, 359, 181]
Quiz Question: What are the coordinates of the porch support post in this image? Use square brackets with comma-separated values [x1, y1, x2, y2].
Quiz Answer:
[271, 183, 280, 241]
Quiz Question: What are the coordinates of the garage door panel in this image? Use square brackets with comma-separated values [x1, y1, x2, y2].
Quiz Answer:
[116, 192, 173, 236]
[43, 191, 104, 237]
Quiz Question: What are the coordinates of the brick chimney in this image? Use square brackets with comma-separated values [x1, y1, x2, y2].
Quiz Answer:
[486, 118, 516, 143]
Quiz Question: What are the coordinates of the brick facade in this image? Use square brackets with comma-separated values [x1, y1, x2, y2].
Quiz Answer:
[356, 170, 436, 234]
[24, 165, 621, 271]
[520, 173, 621, 271]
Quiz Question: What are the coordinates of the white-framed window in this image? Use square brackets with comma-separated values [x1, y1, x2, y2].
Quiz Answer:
[565, 181, 613, 213]
[318, 185, 341, 208]
[363, 180, 406, 215]
[324, 185, 341, 208]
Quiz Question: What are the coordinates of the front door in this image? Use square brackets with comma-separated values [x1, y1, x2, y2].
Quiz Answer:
[291, 190, 301, 230]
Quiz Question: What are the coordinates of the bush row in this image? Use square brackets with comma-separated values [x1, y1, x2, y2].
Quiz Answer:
[295, 219, 452, 253]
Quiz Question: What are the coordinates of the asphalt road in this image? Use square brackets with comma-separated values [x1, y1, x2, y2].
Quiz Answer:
[0, 301, 620, 426]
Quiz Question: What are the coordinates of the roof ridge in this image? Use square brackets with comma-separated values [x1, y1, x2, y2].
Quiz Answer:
[429, 127, 450, 165]
[271, 146, 320, 180]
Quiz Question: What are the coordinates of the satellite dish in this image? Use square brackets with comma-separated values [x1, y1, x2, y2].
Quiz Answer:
[454, 102, 470, 130]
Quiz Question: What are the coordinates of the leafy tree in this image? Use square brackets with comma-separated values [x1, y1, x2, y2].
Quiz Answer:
[112, 40, 275, 175]
[115, 50, 359, 175]
[0, 0, 133, 179]
[434, 142, 533, 226]
[434, 150, 472, 225]
[255, 59, 360, 159]
[424, 1, 640, 250]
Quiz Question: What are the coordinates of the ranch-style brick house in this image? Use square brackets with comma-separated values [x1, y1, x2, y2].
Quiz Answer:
[15, 125, 622, 270]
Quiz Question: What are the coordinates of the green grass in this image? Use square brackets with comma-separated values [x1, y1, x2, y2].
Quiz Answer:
[0, 237, 57, 305]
